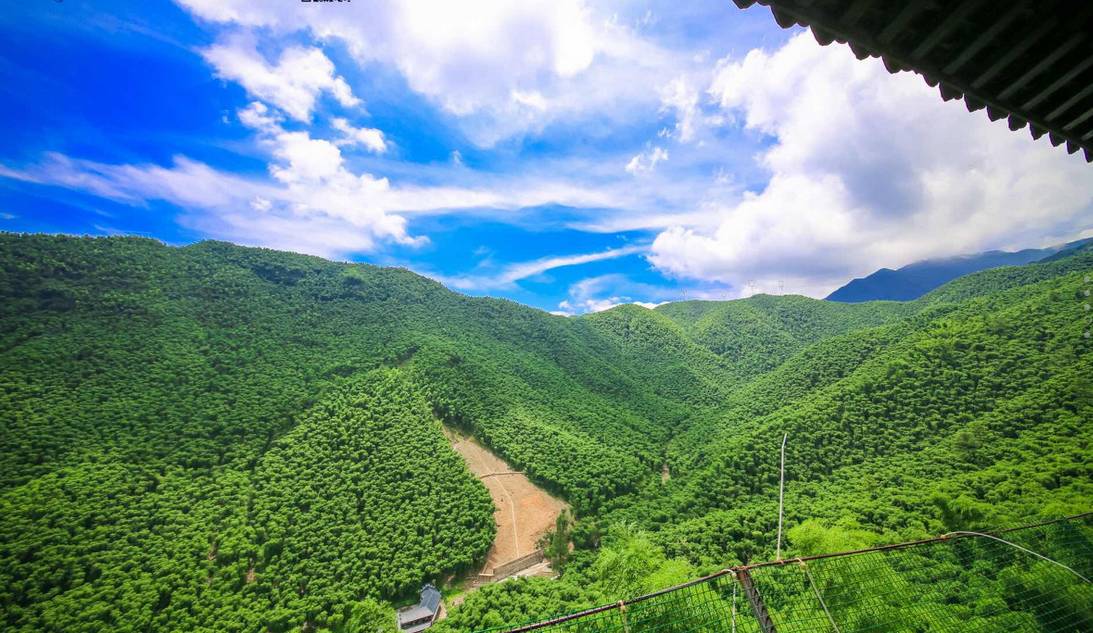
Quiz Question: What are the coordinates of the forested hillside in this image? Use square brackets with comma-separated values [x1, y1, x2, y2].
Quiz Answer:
[649, 260, 1092, 566]
[1, 234, 1089, 632]
[652, 295, 909, 380]
[443, 249, 1093, 631]
[0, 234, 735, 632]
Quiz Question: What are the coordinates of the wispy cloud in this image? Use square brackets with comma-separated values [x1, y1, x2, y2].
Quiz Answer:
[437, 245, 646, 291]
[554, 273, 667, 315]
[0, 144, 638, 259]
[625, 146, 668, 175]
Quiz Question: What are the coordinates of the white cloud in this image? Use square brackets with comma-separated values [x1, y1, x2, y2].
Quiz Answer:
[177, 0, 687, 146]
[649, 32, 1093, 297]
[202, 34, 359, 121]
[237, 100, 282, 131]
[500, 246, 644, 283]
[558, 296, 626, 314]
[441, 245, 644, 291]
[332, 118, 388, 154]
[268, 131, 345, 184]
[0, 144, 637, 260]
[659, 76, 700, 142]
[553, 273, 671, 315]
[182, 0, 597, 112]
[0, 151, 415, 257]
[0, 152, 264, 209]
[625, 146, 668, 175]
[511, 90, 548, 112]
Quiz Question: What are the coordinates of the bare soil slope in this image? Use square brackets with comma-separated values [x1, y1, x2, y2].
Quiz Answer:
[446, 429, 567, 574]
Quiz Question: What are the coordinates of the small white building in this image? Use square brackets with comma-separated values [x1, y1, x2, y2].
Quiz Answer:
[397, 584, 441, 633]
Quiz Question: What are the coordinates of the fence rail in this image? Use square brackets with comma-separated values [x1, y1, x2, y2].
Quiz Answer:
[477, 512, 1092, 633]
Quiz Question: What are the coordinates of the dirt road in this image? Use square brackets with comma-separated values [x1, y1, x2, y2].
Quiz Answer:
[446, 429, 567, 574]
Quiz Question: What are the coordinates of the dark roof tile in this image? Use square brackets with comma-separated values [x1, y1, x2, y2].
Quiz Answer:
[742, 0, 1093, 161]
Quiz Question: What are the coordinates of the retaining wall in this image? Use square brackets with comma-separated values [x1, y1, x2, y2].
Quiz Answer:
[491, 549, 544, 581]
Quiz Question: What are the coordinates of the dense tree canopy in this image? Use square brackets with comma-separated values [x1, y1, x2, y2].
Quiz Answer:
[0, 234, 1089, 632]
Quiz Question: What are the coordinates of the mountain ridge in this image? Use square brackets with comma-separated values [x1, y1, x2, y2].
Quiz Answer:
[1, 232, 1089, 633]
[825, 236, 1093, 302]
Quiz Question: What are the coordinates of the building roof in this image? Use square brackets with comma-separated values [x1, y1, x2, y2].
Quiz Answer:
[398, 605, 434, 623]
[418, 584, 441, 613]
[397, 583, 442, 632]
[734, 0, 1093, 162]
[399, 618, 434, 633]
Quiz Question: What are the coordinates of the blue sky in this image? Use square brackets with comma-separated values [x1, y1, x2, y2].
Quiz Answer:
[1, 1, 1090, 313]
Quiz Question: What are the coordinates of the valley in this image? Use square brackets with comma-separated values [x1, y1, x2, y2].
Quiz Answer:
[0, 234, 1089, 633]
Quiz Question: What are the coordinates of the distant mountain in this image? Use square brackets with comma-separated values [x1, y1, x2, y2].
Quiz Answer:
[826, 237, 1093, 302]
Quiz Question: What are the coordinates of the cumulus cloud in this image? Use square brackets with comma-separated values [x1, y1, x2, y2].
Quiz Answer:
[267, 131, 345, 184]
[177, 0, 685, 146]
[332, 118, 388, 154]
[649, 32, 1093, 297]
[230, 102, 409, 246]
[202, 34, 359, 121]
[0, 151, 407, 257]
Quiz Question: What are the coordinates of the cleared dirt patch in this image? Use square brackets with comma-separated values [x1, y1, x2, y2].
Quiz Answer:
[446, 429, 567, 574]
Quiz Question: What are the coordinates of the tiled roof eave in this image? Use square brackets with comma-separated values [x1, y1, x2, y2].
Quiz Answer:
[734, 0, 1093, 162]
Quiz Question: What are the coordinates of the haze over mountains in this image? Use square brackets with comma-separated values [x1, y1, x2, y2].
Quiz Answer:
[826, 237, 1093, 302]
[0, 233, 1090, 632]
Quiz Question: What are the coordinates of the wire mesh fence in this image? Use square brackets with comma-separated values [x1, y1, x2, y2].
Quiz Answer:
[478, 513, 1092, 633]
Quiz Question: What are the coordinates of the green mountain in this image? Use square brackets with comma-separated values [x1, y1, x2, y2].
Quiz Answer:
[653, 294, 910, 379]
[1, 234, 1089, 633]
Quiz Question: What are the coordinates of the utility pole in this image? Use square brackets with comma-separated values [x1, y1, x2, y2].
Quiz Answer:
[776, 433, 787, 561]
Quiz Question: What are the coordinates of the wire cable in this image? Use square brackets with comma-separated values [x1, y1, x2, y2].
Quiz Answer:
[944, 530, 1091, 583]
[800, 561, 842, 632]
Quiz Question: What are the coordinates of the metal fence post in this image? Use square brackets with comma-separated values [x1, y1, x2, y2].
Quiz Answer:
[736, 568, 777, 633]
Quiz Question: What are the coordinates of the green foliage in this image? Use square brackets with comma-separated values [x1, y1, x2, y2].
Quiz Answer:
[625, 256, 1093, 572]
[655, 294, 909, 380]
[543, 510, 574, 570]
[0, 367, 493, 632]
[1, 233, 1090, 632]
[433, 578, 602, 632]
[786, 519, 877, 556]
[590, 525, 696, 600]
[339, 598, 397, 633]
[435, 526, 701, 632]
